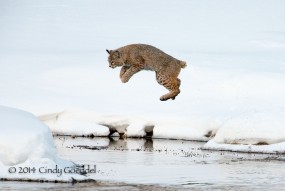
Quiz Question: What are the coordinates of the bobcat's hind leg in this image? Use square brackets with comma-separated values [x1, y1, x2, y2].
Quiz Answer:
[156, 73, 180, 101]
[160, 84, 180, 101]
[171, 78, 181, 100]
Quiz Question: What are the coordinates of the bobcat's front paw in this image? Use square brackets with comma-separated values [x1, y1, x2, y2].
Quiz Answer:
[121, 77, 129, 83]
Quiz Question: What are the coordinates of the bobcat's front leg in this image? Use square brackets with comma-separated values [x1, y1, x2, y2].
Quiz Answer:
[120, 66, 129, 79]
[121, 66, 141, 83]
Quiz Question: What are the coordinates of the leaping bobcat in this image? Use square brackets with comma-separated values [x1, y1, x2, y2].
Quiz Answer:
[106, 44, 187, 101]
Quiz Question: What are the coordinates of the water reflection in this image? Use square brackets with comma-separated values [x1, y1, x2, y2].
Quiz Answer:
[54, 136, 285, 190]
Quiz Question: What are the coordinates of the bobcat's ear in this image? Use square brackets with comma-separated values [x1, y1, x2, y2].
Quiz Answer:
[106, 49, 112, 54]
[114, 50, 121, 57]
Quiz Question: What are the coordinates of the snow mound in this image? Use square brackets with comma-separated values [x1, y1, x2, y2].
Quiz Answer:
[0, 106, 56, 166]
[203, 109, 285, 153]
[153, 117, 220, 141]
[0, 106, 93, 182]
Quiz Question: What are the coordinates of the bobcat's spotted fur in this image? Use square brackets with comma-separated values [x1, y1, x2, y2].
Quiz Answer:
[106, 44, 187, 101]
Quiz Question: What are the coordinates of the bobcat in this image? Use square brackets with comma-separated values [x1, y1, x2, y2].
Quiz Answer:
[106, 44, 187, 101]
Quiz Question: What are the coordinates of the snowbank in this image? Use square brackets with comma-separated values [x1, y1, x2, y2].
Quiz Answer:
[0, 106, 93, 182]
[40, 110, 110, 137]
[40, 108, 285, 154]
[39, 110, 151, 138]
[39, 109, 217, 141]
[203, 109, 285, 153]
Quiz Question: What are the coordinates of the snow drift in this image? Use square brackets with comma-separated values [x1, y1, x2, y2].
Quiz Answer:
[0, 106, 93, 182]
[203, 109, 285, 153]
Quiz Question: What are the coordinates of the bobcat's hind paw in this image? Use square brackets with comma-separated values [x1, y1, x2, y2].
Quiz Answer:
[160, 96, 169, 101]
[160, 95, 177, 101]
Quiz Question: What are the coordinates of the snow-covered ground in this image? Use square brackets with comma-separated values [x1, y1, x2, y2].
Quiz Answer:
[0, 106, 94, 182]
[0, 0, 285, 161]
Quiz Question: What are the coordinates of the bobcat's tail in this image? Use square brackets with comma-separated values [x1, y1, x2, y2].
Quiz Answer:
[180, 61, 187, 69]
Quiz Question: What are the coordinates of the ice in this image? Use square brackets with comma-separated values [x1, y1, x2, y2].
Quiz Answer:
[203, 140, 285, 154]
[0, 106, 93, 182]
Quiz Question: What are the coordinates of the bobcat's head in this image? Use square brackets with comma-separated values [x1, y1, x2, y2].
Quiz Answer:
[106, 49, 124, 68]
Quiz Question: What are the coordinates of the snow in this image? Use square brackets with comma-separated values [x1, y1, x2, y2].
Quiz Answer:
[0, 0, 285, 171]
[203, 109, 285, 153]
[39, 110, 110, 136]
[0, 106, 55, 166]
[0, 106, 93, 182]
[39, 109, 218, 141]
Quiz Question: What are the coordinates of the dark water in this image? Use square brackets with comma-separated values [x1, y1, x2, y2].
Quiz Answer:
[1, 136, 285, 190]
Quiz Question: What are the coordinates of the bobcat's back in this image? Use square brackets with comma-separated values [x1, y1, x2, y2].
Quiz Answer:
[117, 44, 187, 72]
